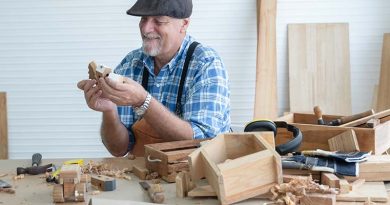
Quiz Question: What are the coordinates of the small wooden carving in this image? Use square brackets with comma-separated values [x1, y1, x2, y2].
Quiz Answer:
[88, 61, 125, 83]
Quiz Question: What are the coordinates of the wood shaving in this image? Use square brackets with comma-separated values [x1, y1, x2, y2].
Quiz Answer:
[82, 160, 131, 180]
[127, 154, 136, 160]
[13, 174, 24, 180]
[91, 190, 100, 195]
[270, 175, 338, 205]
[151, 178, 161, 184]
[145, 172, 159, 180]
[0, 173, 7, 178]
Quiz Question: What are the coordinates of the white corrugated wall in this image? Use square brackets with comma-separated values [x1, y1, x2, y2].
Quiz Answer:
[0, 0, 388, 159]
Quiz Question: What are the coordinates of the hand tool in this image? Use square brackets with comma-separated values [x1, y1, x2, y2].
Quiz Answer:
[16, 153, 53, 175]
[91, 175, 116, 191]
[313, 106, 325, 125]
[0, 179, 11, 188]
[328, 109, 375, 126]
[139, 181, 165, 204]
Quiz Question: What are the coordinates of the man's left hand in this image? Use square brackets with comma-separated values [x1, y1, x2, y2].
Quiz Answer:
[98, 77, 148, 107]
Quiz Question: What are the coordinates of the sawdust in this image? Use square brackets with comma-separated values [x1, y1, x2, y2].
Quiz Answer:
[270, 175, 338, 205]
[13, 174, 24, 180]
[82, 160, 132, 180]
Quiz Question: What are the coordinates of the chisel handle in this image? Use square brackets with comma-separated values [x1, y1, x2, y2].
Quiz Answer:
[329, 109, 374, 126]
[32, 153, 42, 167]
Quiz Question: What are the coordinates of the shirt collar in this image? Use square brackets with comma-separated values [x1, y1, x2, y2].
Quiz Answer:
[142, 35, 192, 75]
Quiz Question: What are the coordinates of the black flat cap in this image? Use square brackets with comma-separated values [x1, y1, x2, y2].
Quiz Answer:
[127, 0, 192, 19]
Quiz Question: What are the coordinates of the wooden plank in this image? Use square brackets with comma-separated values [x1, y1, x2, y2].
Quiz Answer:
[253, 0, 278, 119]
[288, 23, 351, 115]
[336, 182, 388, 202]
[328, 130, 360, 152]
[340, 109, 390, 127]
[301, 193, 336, 205]
[187, 185, 216, 197]
[0, 92, 8, 159]
[321, 173, 340, 188]
[376, 33, 390, 112]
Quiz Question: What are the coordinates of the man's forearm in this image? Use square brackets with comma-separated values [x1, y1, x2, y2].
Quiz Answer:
[101, 110, 130, 157]
[143, 98, 193, 141]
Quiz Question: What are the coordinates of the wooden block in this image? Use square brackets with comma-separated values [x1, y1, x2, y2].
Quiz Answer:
[283, 174, 311, 183]
[0, 92, 8, 159]
[339, 179, 350, 194]
[253, 0, 278, 119]
[345, 155, 390, 181]
[375, 33, 390, 112]
[321, 173, 340, 188]
[300, 193, 336, 205]
[288, 23, 351, 115]
[63, 182, 76, 200]
[336, 182, 388, 202]
[175, 172, 186, 198]
[328, 130, 360, 152]
[176, 171, 193, 198]
[132, 164, 149, 180]
[350, 179, 365, 191]
[282, 169, 321, 181]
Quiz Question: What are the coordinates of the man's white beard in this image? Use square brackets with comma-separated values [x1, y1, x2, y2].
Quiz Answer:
[142, 33, 162, 57]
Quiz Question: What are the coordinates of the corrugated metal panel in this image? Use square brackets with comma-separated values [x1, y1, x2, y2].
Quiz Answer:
[1, 0, 389, 158]
[0, 0, 257, 158]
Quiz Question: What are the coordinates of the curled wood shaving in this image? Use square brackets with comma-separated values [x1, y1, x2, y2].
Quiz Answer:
[82, 160, 131, 180]
[145, 172, 159, 180]
[0, 173, 7, 178]
[270, 175, 338, 205]
[13, 174, 24, 180]
[127, 154, 136, 160]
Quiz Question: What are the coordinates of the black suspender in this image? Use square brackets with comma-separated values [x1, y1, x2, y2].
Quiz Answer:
[141, 41, 200, 116]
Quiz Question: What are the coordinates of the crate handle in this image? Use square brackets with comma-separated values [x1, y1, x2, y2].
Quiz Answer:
[147, 155, 162, 163]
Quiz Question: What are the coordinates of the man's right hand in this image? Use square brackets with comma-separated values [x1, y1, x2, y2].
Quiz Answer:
[77, 79, 116, 112]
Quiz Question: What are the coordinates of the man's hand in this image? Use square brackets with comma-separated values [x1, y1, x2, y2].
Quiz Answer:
[98, 77, 148, 107]
[77, 79, 116, 112]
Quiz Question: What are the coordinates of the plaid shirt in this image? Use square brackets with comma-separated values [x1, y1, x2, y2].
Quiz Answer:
[114, 35, 231, 149]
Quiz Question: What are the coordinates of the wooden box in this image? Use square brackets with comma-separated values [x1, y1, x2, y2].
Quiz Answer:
[144, 139, 206, 183]
[189, 133, 282, 205]
[276, 112, 390, 154]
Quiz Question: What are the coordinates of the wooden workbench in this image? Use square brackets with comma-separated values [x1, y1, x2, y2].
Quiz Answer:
[0, 157, 269, 205]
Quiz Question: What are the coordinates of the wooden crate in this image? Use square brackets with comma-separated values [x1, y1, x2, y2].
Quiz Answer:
[276, 112, 390, 154]
[189, 133, 282, 205]
[144, 139, 206, 183]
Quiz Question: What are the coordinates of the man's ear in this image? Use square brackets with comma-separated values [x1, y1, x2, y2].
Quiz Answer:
[180, 18, 190, 33]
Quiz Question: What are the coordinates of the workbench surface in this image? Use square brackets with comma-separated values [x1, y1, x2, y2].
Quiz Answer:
[0, 157, 269, 205]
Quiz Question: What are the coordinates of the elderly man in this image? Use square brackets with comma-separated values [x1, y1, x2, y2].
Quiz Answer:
[77, 0, 230, 157]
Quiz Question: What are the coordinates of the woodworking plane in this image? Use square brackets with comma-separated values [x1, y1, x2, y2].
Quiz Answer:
[91, 175, 116, 191]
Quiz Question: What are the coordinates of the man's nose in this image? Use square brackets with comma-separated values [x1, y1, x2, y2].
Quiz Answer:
[140, 19, 155, 34]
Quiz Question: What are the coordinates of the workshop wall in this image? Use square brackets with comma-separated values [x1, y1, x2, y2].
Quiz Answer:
[0, 0, 388, 158]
